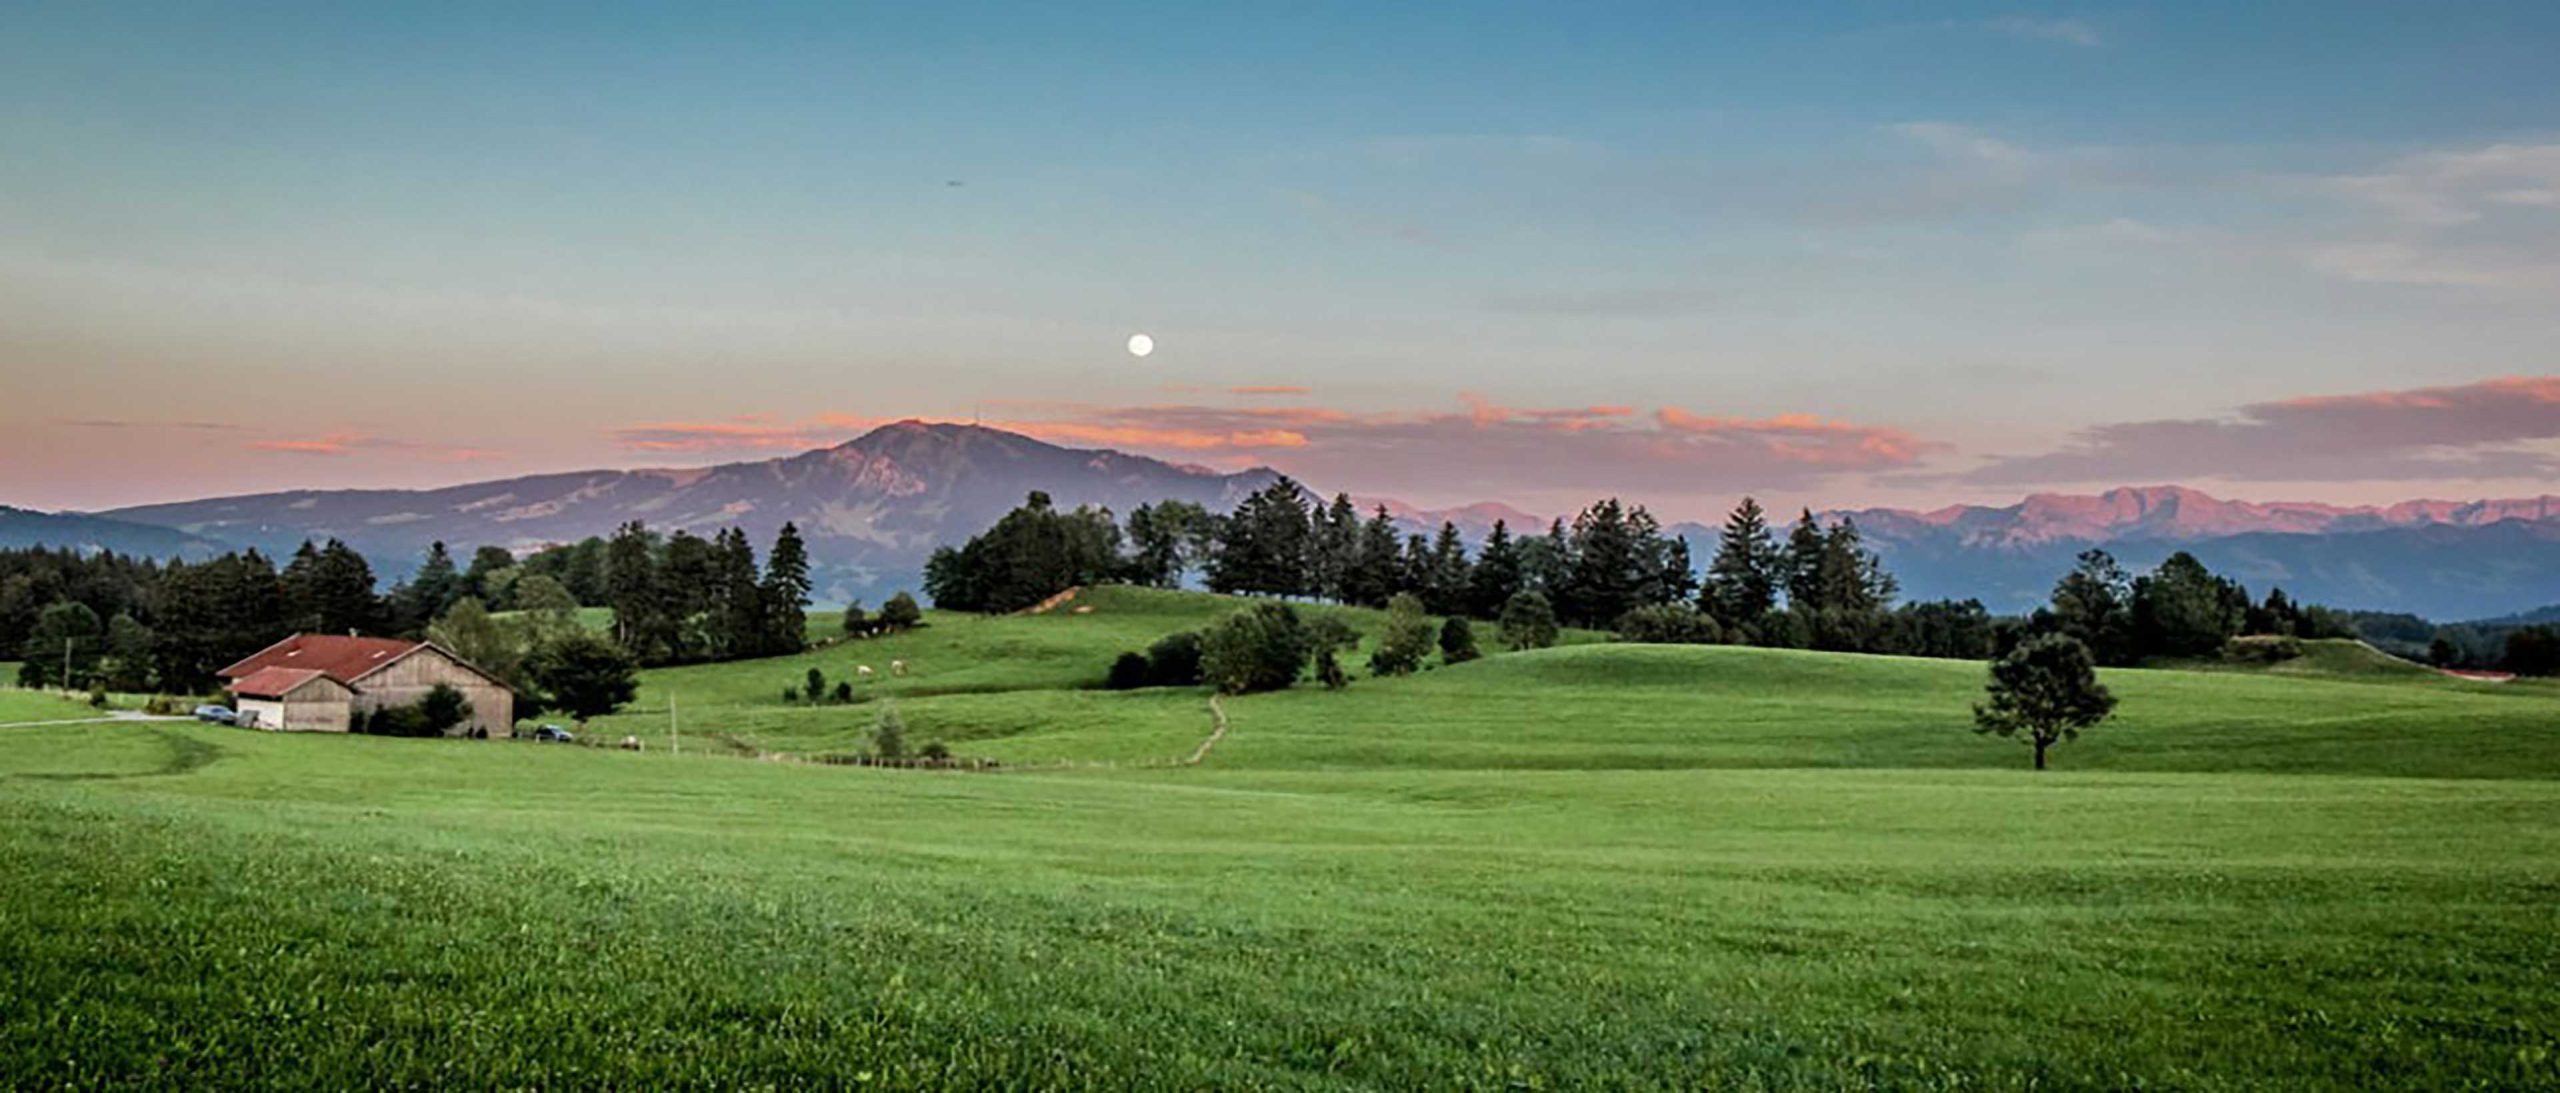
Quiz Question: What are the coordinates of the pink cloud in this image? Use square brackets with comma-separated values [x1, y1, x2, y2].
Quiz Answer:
[1963, 375, 2560, 484]
[250, 432, 507, 461]
[608, 397, 1933, 506]
[1230, 385, 1313, 396]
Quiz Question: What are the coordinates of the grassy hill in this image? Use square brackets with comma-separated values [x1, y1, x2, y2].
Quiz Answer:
[6, 591, 2559, 1088]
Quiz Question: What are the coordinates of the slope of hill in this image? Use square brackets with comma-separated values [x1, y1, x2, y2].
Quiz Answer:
[0, 505, 229, 559]
[102, 422, 1282, 600]
[8, 599, 2559, 1087]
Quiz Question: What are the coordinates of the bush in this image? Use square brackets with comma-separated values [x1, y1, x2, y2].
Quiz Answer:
[357, 704, 432, 737]
[872, 704, 907, 760]
[1105, 651, 1153, 690]
[1367, 594, 1435, 677]
[1438, 616, 1480, 665]
[1199, 601, 1313, 694]
[1616, 603, 1722, 644]
[2222, 635, 2305, 664]
[1309, 616, 1359, 691]
[805, 667, 827, 703]
[1498, 590, 1559, 651]
[918, 740, 952, 763]
[418, 684, 473, 735]
[840, 601, 869, 635]
[831, 681, 854, 703]
[878, 592, 924, 632]
[1144, 631, 1204, 687]
[782, 685, 799, 703]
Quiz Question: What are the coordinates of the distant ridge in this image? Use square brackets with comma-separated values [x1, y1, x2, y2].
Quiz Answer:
[1840, 485, 2560, 548]
[0, 505, 230, 560]
[67, 426, 2560, 618]
[102, 421, 1283, 600]
[1825, 486, 2560, 619]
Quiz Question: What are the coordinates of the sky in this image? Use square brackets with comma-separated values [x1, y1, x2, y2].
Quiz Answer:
[4, 1, 2558, 519]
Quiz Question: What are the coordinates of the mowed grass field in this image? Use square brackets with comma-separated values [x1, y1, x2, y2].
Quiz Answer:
[5, 595, 2558, 1089]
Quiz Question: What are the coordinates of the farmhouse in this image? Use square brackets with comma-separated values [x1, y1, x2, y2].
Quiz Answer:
[219, 634, 515, 737]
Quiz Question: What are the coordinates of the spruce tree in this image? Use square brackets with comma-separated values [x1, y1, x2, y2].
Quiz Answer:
[761, 523, 811, 655]
[1426, 521, 1471, 616]
[1783, 509, 1826, 610]
[1466, 520, 1524, 619]
[1703, 497, 1782, 624]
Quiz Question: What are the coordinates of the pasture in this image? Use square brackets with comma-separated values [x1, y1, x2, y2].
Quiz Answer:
[4, 593, 2557, 1089]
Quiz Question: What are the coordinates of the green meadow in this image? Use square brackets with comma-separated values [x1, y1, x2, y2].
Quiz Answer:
[5, 589, 2557, 1089]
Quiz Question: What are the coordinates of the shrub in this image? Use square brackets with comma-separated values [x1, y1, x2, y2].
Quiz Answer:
[918, 740, 952, 763]
[1105, 651, 1153, 690]
[840, 601, 869, 635]
[878, 592, 924, 632]
[1498, 590, 1559, 651]
[88, 684, 109, 708]
[1439, 616, 1480, 664]
[357, 704, 432, 737]
[1616, 603, 1722, 644]
[1144, 631, 1204, 687]
[418, 684, 473, 735]
[1367, 594, 1435, 677]
[872, 704, 907, 760]
[1309, 616, 1359, 691]
[782, 686, 799, 703]
[831, 681, 854, 704]
[1199, 601, 1313, 694]
[805, 667, 827, 703]
[2222, 635, 2305, 665]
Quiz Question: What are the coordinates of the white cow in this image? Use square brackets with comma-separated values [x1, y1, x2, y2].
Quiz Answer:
[856, 665, 875, 680]
[890, 659, 908, 677]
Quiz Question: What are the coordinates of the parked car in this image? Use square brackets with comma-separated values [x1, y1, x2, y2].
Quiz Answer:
[531, 725, 575, 743]
[193, 705, 236, 725]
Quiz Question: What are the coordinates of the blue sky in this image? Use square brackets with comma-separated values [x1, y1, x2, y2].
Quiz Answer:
[4, 2, 2557, 515]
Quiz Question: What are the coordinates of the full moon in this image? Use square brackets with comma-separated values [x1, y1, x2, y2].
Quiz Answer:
[1126, 333, 1155, 358]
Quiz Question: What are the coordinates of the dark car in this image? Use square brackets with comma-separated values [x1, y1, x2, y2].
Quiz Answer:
[193, 705, 237, 725]
[531, 725, 575, 743]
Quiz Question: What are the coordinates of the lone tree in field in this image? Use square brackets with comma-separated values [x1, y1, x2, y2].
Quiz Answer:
[1974, 633, 2118, 771]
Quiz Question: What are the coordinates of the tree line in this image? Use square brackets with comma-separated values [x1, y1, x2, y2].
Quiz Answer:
[2, 518, 817, 702]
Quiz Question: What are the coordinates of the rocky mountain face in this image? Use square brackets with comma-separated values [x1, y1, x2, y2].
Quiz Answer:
[99, 422, 1281, 601]
[1842, 485, 2560, 548]
[1829, 486, 2560, 619]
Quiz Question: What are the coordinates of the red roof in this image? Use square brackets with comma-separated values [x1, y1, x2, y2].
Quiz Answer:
[230, 666, 347, 699]
[219, 635, 423, 686]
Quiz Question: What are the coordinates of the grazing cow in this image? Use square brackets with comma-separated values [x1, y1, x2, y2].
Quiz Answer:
[856, 665, 875, 680]
[890, 659, 908, 677]
[619, 735, 644, 752]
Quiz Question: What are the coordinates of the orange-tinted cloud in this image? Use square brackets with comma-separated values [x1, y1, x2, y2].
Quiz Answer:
[249, 432, 377, 456]
[610, 397, 1934, 504]
[1964, 375, 2560, 484]
[1230, 385, 1313, 396]
[250, 432, 506, 461]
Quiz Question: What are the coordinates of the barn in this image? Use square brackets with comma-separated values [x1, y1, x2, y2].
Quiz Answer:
[220, 635, 515, 737]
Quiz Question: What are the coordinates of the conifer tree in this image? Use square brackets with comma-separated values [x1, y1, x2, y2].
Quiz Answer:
[1703, 497, 1782, 623]
[761, 522, 811, 655]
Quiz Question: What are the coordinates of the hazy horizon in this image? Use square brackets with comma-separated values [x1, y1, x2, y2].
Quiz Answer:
[6, 3, 2558, 517]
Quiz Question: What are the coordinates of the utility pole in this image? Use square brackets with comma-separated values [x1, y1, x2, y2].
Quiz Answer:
[669, 692, 680, 757]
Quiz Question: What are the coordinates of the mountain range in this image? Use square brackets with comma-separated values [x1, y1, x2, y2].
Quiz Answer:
[7, 425, 2554, 620]
[1823, 486, 2560, 620]
[0, 505, 230, 560]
